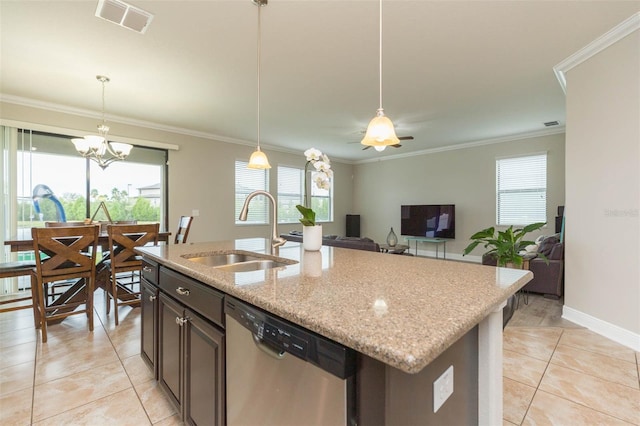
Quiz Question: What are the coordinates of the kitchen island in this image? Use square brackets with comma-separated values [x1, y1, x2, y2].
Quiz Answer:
[137, 238, 532, 425]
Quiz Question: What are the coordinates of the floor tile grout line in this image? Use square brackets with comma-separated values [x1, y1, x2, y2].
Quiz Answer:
[96, 298, 155, 425]
[518, 327, 564, 425]
[547, 359, 640, 391]
[30, 326, 40, 426]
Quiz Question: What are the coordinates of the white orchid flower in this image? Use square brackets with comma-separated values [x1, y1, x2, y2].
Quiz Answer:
[304, 148, 322, 162]
[314, 174, 331, 190]
[313, 161, 330, 172]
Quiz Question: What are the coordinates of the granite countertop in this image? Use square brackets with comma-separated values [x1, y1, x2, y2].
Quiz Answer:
[137, 238, 532, 374]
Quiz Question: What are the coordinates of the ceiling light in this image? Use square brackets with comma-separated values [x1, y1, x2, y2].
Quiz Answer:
[71, 75, 133, 170]
[247, 0, 271, 170]
[361, 0, 399, 150]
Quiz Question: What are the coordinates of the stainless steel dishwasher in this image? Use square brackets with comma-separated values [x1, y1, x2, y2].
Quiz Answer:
[225, 296, 357, 426]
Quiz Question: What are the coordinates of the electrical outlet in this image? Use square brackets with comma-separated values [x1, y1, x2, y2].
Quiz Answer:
[433, 365, 454, 413]
[192, 209, 199, 217]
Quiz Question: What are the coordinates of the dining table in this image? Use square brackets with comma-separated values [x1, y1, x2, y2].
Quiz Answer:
[2, 229, 171, 322]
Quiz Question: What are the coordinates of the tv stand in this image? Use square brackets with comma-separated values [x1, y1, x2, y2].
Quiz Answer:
[404, 237, 449, 259]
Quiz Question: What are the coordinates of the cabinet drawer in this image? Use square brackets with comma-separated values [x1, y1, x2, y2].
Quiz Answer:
[142, 259, 159, 285]
[159, 268, 224, 328]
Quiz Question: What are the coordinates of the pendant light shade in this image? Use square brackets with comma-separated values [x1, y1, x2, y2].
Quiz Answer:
[361, 0, 399, 150]
[247, 0, 271, 169]
[248, 146, 271, 169]
[361, 108, 399, 148]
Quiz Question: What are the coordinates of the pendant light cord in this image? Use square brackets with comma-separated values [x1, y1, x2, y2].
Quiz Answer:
[378, 0, 383, 110]
[257, 3, 262, 148]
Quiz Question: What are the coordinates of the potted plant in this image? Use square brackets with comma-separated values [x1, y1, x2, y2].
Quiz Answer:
[295, 148, 332, 251]
[462, 222, 546, 268]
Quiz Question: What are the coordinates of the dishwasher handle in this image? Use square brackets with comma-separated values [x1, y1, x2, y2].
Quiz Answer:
[252, 333, 286, 360]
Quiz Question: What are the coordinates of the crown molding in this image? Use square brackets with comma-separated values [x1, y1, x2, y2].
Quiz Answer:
[554, 12, 640, 94]
[0, 94, 354, 164]
[354, 126, 565, 165]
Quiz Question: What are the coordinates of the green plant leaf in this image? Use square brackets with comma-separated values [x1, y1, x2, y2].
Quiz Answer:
[295, 204, 316, 226]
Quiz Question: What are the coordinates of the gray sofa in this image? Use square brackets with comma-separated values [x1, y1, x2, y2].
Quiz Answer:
[281, 232, 380, 252]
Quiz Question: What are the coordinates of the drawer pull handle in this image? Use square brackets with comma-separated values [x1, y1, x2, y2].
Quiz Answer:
[176, 287, 190, 296]
[142, 266, 153, 273]
[176, 316, 189, 326]
[149, 295, 157, 302]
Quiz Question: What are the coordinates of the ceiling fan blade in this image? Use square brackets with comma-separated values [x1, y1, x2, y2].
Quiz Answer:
[398, 136, 414, 140]
[392, 144, 402, 148]
[362, 145, 372, 150]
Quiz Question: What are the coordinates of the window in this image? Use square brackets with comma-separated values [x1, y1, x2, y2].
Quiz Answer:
[496, 153, 547, 225]
[235, 160, 269, 224]
[12, 130, 167, 238]
[276, 166, 333, 224]
[310, 170, 333, 222]
[277, 166, 304, 223]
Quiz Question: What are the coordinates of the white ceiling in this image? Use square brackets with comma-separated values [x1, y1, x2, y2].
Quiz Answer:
[1, 1, 638, 162]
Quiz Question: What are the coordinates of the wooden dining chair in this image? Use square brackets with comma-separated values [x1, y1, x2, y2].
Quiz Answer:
[0, 261, 37, 325]
[44, 221, 87, 227]
[31, 225, 99, 342]
[174, 216, 193, 244]
[105, 223, 159, 325]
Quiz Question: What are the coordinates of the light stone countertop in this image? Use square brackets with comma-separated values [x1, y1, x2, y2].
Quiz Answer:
[137, 238, 532, 374]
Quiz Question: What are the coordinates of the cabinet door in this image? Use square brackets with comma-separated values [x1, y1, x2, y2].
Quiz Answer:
[140, 278, 158, 376]
[184, 312, 225, 426]
[158, 293, 183, 408]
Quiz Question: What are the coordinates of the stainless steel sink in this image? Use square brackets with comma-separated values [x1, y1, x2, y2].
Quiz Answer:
[182, 251, 296, 272]
[214, 259, 290, 272]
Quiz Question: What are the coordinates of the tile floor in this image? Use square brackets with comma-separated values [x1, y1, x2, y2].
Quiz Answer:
[503, 295, 640, 425]
[1, 292, 638, 425]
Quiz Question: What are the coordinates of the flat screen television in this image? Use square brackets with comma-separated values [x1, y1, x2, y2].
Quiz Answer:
[401, 204, 455, 239]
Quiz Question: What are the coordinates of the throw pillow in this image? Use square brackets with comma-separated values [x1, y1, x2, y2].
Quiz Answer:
[537, 235, 560, 256]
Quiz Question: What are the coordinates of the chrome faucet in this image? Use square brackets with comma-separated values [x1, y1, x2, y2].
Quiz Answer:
[239, 190, 287, 252]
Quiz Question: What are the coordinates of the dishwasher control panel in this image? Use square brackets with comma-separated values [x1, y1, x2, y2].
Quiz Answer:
[225, 296, 356, 379]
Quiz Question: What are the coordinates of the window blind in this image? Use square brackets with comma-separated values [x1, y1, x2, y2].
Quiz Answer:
[277, 166, 304, 224]
[496, 153, 547, 225]
[235, 160, 269, 224]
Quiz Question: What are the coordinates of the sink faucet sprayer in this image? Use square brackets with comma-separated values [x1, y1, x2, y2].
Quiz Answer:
[239, 190, 287, 252]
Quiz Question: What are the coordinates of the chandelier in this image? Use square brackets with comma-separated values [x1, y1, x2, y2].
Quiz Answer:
[71, 75, 133, 170]
[361, 0, 399, 152]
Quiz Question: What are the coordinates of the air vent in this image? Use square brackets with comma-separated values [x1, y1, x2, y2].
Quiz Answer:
[544, 121, 560, 127]
[95, 0, 153, 34]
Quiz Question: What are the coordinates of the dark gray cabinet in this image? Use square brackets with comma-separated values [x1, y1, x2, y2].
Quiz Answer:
[141, 278, 158, 376]
[140, 259, 159, 377]
[156, 267, 225, 426]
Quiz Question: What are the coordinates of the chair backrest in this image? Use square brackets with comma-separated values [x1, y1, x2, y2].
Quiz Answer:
[44, 221, 87, 227]
[174, 216, 193, 244]
[32, 225, 99, 281]
[107, 223, 159, 272]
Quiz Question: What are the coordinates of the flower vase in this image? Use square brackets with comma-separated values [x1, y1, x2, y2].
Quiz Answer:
[386, 227, 398, 247]
[303, 224, 322, 251]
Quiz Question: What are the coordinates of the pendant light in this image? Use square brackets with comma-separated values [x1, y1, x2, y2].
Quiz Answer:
[247, 0, 271, 169]
[71, 75, 133, 169]
[361, 0, 399, 150]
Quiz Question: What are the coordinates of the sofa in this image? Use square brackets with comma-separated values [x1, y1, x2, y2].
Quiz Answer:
[281, 232, 380, 252]
[523, 236, 564, 299]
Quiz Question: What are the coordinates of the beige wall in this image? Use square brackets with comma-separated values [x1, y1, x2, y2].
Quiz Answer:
[564, 31, 640, 336]
[0, 102, 355, 242]
[352, 133, 566, 260]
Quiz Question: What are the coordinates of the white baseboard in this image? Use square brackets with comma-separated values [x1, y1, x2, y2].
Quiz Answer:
[562, 305, 640, 351]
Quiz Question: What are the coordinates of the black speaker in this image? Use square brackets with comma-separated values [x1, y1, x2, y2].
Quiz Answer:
[346, 214, 360, 237]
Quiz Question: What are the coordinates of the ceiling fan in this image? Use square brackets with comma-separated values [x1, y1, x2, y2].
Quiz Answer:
[361, 135, 414, 150]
